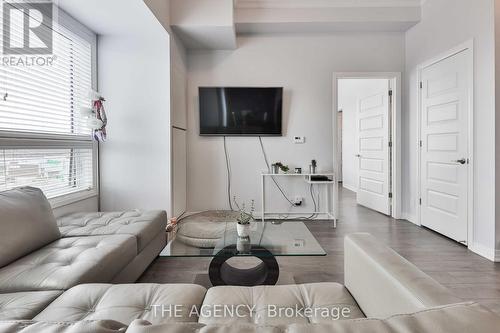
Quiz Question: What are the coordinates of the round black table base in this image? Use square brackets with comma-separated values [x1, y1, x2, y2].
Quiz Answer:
[209, 245, 279, 286]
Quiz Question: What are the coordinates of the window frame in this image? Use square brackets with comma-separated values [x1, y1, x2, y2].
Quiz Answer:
[0, 6, 98, 208]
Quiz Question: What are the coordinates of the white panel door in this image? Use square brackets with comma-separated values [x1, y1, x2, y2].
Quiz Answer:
[420, 51, 469, 243]
[356, 80, 391, 215]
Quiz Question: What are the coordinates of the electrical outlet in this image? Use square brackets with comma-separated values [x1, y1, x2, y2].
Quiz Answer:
[294, 196, 303, 206]
[293, 136, 305, 144]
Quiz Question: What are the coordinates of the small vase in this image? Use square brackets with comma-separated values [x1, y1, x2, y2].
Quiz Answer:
[237, 223, 251, 237]
[236, 236, 251, 253]
[271, 165, 280, 174]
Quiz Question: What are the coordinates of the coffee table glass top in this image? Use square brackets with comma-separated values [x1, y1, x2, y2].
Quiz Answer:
[160, 220, 327, 258]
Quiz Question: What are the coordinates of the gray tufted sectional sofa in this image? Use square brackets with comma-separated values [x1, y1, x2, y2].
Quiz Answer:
[1, 187, 500, 332]
[0, 187, 168, 322]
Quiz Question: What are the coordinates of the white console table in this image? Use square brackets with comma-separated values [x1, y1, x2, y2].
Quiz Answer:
[260, 172, 338, 227]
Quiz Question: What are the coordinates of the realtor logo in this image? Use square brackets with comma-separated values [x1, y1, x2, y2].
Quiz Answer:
[2, 1, 53, 55]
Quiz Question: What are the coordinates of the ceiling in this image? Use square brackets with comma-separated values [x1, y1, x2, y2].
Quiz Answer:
[59, 0, 423, 51]
[234, 0, 422, 35]
[58, 0, 155, 35]
[234, 0, 423, 9]
[167, 0, 423, 49]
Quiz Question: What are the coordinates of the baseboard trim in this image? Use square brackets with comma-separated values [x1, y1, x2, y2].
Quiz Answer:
[342, 184, 358, 193]
[469, 243, 497, 262]
[401, 212, 418, 225]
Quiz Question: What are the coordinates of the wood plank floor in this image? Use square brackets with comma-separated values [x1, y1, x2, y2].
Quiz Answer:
[139, 188, 500, 315]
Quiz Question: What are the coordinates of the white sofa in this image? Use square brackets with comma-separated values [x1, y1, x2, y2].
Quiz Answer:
[0, 188, 499, 332]
[0, 187, 167, 319]
[1, 233, 500, 332]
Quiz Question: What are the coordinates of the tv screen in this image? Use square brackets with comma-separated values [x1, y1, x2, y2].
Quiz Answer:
[199, 87, 283, 136]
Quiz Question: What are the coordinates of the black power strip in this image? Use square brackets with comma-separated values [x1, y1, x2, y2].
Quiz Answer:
[310, 175, 332, 182]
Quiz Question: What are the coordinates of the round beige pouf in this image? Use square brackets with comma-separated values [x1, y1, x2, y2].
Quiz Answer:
[175, 210, 239, 248]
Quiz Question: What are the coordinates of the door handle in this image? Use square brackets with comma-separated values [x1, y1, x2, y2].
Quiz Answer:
[454, 158, 466, 165]
[355, 154, 361, 158]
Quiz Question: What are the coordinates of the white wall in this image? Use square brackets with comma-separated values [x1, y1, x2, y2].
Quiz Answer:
[145, 0, 189, 217]
[187, 33, 404, 214]
[405, 0, 497, 255]
[338, 79, 389, 193]
[53, 197, 99, 218]
[495, 0, 500, 258]
[98, 1, 171, 212]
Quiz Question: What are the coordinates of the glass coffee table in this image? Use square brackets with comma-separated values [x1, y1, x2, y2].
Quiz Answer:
[160, 220, 326, 287]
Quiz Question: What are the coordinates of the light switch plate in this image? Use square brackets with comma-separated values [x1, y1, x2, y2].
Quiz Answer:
[293, 136, 305, 144]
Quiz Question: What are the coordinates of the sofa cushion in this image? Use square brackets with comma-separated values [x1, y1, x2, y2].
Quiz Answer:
[286, 302, 500, 333]
[0, 187, 61, 267]
[198, 283, 365, 326]
[344, 233, 463, 318]
[128, 321, 275, 333]
[34, 284, 207, 325]
[0, 235, 136, 292]
[0, 320, 127, 333]
[0, 291, 62, 320]
[57, 211, 167, 252]
[126, 303, 500, 333]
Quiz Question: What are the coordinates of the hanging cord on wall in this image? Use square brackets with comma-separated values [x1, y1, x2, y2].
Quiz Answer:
[258, 136, 272, 172]
[294, 184, 321, 220]
[258, 136, 296, 207]
[223, 136, 234, 211]
[306, 184, 319, 220]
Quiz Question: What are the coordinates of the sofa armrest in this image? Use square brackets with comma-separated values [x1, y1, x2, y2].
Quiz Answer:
[344, 233, 462, 318]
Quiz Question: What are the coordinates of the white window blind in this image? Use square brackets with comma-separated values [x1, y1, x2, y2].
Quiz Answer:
[0, 4, 97, 201]
[0, 148, 93, 198]
[1, 3, 93, 135]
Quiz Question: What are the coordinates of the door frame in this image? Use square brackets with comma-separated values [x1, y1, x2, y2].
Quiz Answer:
[416, 40, 474, 247]
[333, 72, 402, 219]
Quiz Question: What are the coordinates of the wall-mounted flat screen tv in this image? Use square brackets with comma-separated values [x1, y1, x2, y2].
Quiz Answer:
[199, 87, 283, 136]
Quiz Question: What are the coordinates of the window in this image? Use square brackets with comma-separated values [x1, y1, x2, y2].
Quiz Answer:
[0, 4, 97, 204]
[0, 148, 94, 198]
